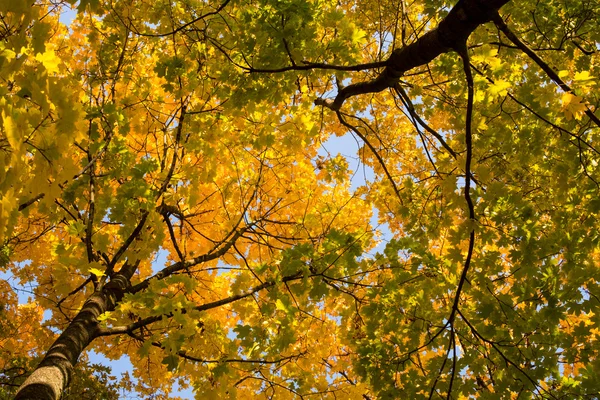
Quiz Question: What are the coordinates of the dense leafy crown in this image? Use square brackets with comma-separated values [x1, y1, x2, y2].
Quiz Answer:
[1, 0, 600, 398]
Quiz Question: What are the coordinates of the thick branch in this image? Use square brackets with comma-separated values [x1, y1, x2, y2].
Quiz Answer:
[129, 225, 252, 293]
[317, 0, 510, 110]
[97, 271, 305, 337]
[247, 60, 388, 74]
[18, 193, 45, 211]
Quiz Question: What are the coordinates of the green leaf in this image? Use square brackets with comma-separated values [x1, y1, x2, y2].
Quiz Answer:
[161, 354, 179, 372]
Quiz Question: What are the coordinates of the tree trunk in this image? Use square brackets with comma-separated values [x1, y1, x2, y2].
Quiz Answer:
[15, 276, 130, 400]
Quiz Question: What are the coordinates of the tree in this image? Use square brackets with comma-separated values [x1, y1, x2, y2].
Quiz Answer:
[1, 0, 599, 397]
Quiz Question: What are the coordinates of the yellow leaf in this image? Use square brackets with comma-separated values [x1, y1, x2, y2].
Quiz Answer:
[561, 92, 587, 120]
[275, 299, 289, 313]
[89, 267, 105, 277]
[35, 49, 60, 74]
[472, 49, 502, 71]
[574, 71, 593, 81]
[352, 27, 366, 45]
[97, 311, 115, 322]
[245, 342, 259, 357]
[1, 112, 19, 149]
[119, 302, 132, 313]
[488, 80, 511, 97]
[477, 118, 488, 131]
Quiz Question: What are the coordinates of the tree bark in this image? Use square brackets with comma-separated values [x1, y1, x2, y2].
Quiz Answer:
[14, 275, 131, 400]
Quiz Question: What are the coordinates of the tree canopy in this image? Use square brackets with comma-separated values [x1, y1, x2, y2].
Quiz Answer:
[1, 0, 600, 398]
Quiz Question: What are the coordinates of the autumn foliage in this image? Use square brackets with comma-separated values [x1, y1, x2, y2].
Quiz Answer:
[1, 0, 600, 398]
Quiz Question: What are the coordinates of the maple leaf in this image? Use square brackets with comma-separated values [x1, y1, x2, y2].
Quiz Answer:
[488, 79, 511, 97]
[561, 92, 587, 120]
